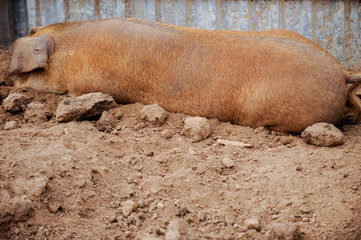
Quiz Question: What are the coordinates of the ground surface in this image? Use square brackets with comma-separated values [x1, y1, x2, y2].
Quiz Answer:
[0, 49, 360, 240]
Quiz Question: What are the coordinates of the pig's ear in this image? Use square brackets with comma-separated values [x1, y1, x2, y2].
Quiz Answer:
[29, 26, 42, 36]
[7, 35, 52, 74]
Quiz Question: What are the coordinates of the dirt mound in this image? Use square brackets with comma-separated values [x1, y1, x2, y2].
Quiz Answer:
[0, 48, 360, 239]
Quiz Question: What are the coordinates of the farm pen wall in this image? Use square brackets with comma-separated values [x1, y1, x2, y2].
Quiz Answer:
[1, 0, 360, 70]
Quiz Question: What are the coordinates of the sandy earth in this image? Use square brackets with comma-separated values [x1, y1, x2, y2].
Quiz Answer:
[0, 49, 360, 240]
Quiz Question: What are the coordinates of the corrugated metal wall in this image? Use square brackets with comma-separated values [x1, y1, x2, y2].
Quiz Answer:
[9, 0, 361, 70]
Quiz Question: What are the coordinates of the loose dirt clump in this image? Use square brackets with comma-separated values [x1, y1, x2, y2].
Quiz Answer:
[0, 48, 360, 239]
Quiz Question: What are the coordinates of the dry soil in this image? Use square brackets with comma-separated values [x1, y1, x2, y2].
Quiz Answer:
[0, 49, 360, 240]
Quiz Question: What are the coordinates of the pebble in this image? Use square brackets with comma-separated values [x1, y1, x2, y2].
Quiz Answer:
[165, 219, 195, 240]
[220, 176, 227, 182]
[234, 224, 248, 232]
[12, 175, 48, 197]
[299, 207, 311, 214]
[266, 222, 299, 240]
[2, 92, 32, 112]
[157, 202, 165, 209]
[279, 136, 293, 145]
[181, 116, 211, 142]
[301, 122, 344, 147]
[244, 218, 260, 231]
[176, 206, 190, 217]
[96, 111, 115, 131]
[350, 185, 359, 191]
[24, 102, 51, 123]
[225, 214, 236, 225]
[145, 151, 154, 157]
[296, 166, 302, 171]
[4, 121, 18, 130]
[254, 126, 271, 134]
[221, 158, 234, 168]
[197, 211, 208, 222]
[134, 122, 146, 130]
[55, 92, 116, 122]
[140, 103, 167, 127]
[121, 200, 138, 217]
[112, 107, 124, 120]
[161, 129, 173, 139]
[115, 124, 122, 131]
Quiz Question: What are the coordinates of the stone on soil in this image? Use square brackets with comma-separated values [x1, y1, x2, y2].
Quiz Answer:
[244, 218, 260, 231]
[24, 102, 51, 123]
[4, 120, 18, 130]
[96, 111, 116, 131]
[161, 129, 173, 139]
[55, 92, 116, 122]
[3, 92, 32, 112]
[0, 190, 33, 224]
[301, 122, 344, 147]
[122, 200, 138, 217]
[0, 87, 11, 102]
[111, 107, 124, 120]
[140, 103, 167, 127]
[221, 157, 234, 168]
[181, 116, 211, 142]
[165, 219, 195, 240]
[279, 136, 293, 145]
[12, 175, 48, 197]
[267, 222, 299, 240]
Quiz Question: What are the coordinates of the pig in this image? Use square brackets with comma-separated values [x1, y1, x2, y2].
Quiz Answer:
[7, 18, 361, 133]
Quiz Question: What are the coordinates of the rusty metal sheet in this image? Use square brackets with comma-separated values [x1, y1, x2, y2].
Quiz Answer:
[284, 0, 312, 37]
[347, 1, 361, 69]
[220, 0, 241, 30]
[182, 0, 215, 29]
[99, 0, 120, 18]
[316, 1, 335, 56]
[249, 0, 279, 31]
[67, 0, 95, 21]
[8, 0, 361, 70]
[144, 0, 156, 21]
[155, 0, 176, 24]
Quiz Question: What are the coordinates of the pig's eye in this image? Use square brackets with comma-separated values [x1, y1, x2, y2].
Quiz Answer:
[33, 46, 39, 52]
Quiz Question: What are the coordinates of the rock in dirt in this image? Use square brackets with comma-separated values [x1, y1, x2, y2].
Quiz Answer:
[96, 111, 116, 131]
[2, 92, 32, 112]
[24, 102, 51, 123]
[266, 222, 299, 240]
[55, 92, 116, 122]
[134, 121, 146, 131]
[161, 129, 173, 139]
[181, 116, 211, 142]
[12, 175, 48, 197]
[111, 107, 124, 120]
[245, 218, 261, 231]
[279, 136, 293, 145]
[0, 86, 11, 102]
[254, 126, 271, 135]
[165, 219, 195, 240]
[301, 122, 344, 147]
[0, 191, 33, 224]
[122, 200, 138, 217]
[176, 206, 190, 217]
[221, 157, 234, 168]
[4, 120, 18, 130]
[140, 103, 167, 127]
